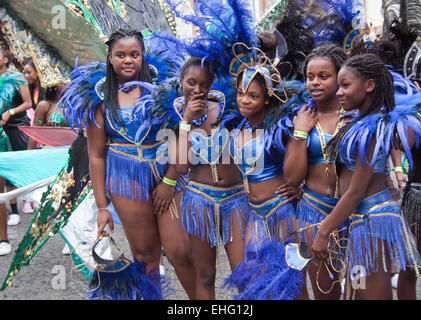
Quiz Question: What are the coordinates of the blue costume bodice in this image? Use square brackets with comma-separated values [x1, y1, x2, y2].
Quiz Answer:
[339, 145, 388, 174]
[308, 126, 333, 166]
[104, 104, 167, 160]
[230, 118, 283, 183]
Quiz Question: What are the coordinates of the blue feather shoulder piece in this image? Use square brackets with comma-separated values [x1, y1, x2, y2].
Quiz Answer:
[0, 72, 26, 112]
[131, 78, 183, 143]
[58, 58, 106, 130]
[338, 94, 421, 169]
[265, 81, 308, 152]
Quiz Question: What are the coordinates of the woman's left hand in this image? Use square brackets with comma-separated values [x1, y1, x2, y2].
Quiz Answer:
[311, 229, 330, 261]
[152, 182, 175, 216]
[274, 182, 301, 200]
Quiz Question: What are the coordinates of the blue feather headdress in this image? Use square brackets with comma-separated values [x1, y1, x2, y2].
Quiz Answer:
[151, 0, 258, 79]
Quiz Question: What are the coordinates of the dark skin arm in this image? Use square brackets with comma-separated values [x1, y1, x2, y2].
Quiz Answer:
[284, 106, 317, 187]
[174, 93, 207, 175]
[152, 164, 180, 216]
[27, 100, 49, 149]
[87, 104, 114, 239]
[311, 140, 377, 260]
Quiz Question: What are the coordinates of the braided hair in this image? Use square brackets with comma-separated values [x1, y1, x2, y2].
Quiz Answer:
[302, 43, 348, 78]
[104, 28, 153, 124]
[327, 54, 395, 162]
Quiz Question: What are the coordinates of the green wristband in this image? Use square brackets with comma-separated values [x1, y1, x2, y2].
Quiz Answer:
[392, 166, 403, 173]
[179, 122, 191, 132]
[293, 130, 308, 139]
[162, 177, 177, 187]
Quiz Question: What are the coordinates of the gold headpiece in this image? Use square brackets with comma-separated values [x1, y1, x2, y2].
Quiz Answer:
[29, 46, 70, 88]
[230, 42, 287, 103]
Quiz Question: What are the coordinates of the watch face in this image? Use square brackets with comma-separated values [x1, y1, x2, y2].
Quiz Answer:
[404, 42, 421, 81]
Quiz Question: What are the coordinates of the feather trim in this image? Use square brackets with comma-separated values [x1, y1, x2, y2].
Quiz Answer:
[58, 57, 106, 130]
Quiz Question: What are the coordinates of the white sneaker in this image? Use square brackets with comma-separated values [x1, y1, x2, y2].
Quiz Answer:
[7, 214, 20, 226]
[62, 244, 71, 255]
[0, 242, 11, 256]
[21, 201, 34, 214]
[391, 273, 399, 289]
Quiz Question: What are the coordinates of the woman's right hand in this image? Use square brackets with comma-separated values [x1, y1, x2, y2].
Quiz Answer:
[97, 209, 114, 239]
[182, 93, 207, 124]
[293, 106, 317, 133]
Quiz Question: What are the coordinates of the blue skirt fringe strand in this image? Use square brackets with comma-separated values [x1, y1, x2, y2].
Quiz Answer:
[181, 181, 250, 248]
[347, 188, 421, 277]
[225, 195, 301, 300]
[297, 188, 349, 267]
[247, 195, 296, 248]
[106, 141, 185, 202]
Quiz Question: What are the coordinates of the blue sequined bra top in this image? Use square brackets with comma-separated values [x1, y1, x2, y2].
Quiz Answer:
[230, 118, 283, 185]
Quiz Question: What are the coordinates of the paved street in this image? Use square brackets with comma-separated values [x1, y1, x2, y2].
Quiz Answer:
[0, 209, 420, 300]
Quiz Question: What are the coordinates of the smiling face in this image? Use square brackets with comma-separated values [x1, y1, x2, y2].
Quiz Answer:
[180, 64, 213, 102]
[337, 66, 375, 112]
[306, 57, 339, 104]
[108, 37, 143, 83]
[236, 76, 268, 119]
[23, 64, 38, 85]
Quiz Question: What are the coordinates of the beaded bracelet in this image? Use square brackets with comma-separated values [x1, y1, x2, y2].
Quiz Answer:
[97, 208, 110, 213]
[293, 130, 308, 139]
[163, 177, 177, 187]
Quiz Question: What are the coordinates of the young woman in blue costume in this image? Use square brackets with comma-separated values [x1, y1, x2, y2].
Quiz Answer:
[168, 57, 251, 300]
[132, 0, 262, 300]
[283, 44, 350, 300]
[223, 47, 302, 300]
[62, 28, 196, 300]
[311, 54, 421, 300]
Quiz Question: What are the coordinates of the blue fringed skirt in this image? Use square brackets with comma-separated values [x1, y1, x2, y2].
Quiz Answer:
[247, 195, 296, 247]
[347, 188, 421, 276]
[181, 181, 250, 247]
[296, 188, 348, 267]
[106, 142, 185, 202]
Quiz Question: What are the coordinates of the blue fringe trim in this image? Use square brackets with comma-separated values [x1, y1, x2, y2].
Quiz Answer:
[247, 198, 296, 246]
[181, 185, 250, 247]
[224, 240, 305, 300]
[348, 203, 421, 275]
[87, 260, 171, 300]
[106, 149, 166, 202]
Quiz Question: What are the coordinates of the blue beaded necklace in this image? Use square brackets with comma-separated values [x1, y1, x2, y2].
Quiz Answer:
[118, 84, 138, 92]
[244, 118, 260, 132]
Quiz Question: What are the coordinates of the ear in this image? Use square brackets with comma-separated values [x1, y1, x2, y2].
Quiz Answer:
[365, 78, 375, 93]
